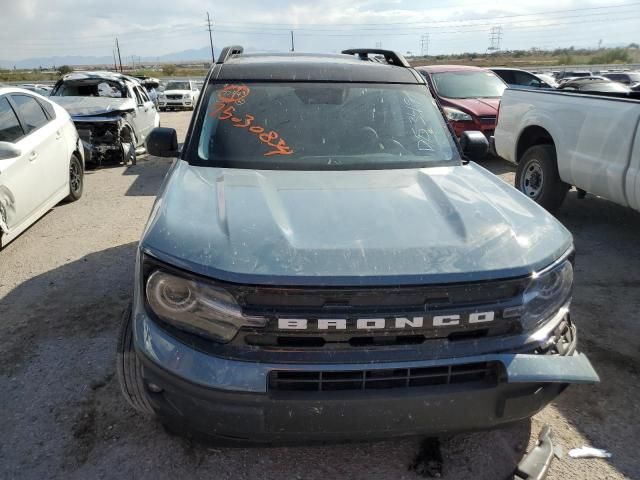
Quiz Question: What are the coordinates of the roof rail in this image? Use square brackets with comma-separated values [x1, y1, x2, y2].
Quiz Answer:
[341, 49, 410, 68]
[216, 45, 244, 64]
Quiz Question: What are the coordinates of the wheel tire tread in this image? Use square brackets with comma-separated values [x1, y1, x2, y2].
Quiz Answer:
[515, 144, 568, 213]
[116, 304, 155, 415]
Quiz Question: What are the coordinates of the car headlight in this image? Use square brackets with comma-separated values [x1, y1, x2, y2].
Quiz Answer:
[442, 107, 473, 122]
[516, 260, 573, 331]
[145, 270, 267, 342]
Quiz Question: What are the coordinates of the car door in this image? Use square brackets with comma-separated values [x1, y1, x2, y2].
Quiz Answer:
[11, 94, 68, 197]
[131, 85, 156, 143]
[0, 95, 55, 232]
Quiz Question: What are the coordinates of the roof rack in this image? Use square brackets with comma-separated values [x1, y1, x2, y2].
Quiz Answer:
[217, 45, 244, 64]
[341, 49, 410, 68]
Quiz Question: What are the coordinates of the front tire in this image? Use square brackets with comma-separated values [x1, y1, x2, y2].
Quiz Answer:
[65, 154, 83, 202]
[516, 145, 568, 213]
[116, 304, 155, 415]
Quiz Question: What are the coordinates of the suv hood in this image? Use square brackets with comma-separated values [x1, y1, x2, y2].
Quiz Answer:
[142, 161, 572, 286]
[50, 96, 136, 117]
[440, 97, 499, 117]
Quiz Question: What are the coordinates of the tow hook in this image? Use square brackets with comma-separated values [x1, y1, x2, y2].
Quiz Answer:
[513, 425, 555, 480]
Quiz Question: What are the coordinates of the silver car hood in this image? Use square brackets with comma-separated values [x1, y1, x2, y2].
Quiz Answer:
[50, 96, 136, 117]
[142, 161, 573, 286]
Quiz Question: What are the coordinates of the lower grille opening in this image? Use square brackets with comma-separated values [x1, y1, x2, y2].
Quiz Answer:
[448, 328, 489, 342]
[349, 335, 425, 347]
[269, 362, 497, 392]
[277, 336, 326, 347]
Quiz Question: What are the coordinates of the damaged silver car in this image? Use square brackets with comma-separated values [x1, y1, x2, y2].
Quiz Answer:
[50, 72, 159, 167]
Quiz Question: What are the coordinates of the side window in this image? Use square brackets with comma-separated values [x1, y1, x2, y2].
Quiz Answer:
[38, 99, 56, 120]
[497, 71, 514, 84]
[11, 95, 49, 134]
[0, 97, 24, 143]
[133, 87, 144, 106]
[136, 86, 150, 103]
[515, 72, 539, 87]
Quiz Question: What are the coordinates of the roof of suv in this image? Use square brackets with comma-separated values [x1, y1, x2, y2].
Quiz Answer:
[216, 52, 422, 84]
[415, 65, 489, 73]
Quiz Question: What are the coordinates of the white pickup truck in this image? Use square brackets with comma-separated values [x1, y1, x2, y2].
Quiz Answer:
[494, 88, 640, 212]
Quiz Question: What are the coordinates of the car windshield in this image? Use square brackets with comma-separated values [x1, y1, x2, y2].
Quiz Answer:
[431, 71, 506, 99]
[192, 82, 459, 170]
[165, 82, 190, 90]
[53, 80, 125, 98]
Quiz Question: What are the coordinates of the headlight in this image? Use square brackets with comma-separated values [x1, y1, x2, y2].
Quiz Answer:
[145, 270, 266, 342]
[442, 107, 473, 122]
[517, 260, 573, 331]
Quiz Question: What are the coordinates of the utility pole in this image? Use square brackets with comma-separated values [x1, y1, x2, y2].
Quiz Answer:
[206, 12, 215, 63]
[113, 48, 118, 71]
[375, 41, 382, 48]
[420, 33, 430, 56]
[488, 26, 503, 53]
[290, 30, 295, 52]
[116, 38, 123, 72]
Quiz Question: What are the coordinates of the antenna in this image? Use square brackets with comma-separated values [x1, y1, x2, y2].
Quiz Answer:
[207, 12, 215, 63]
[488, 26, 503, 53]
[420, 33, 430, 56]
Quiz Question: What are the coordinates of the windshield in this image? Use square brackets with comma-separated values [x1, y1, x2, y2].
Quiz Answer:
[431, 71, 506, 99]
[192, 82, 458, 170]
[165, 81, 190, 90]
[53, 80, 126, 98]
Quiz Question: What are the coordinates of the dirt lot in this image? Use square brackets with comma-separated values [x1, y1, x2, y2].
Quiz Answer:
[1, 110, 639, 480]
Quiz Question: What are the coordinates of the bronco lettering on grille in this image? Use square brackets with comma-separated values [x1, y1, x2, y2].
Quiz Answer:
[277, 312, 495, 330]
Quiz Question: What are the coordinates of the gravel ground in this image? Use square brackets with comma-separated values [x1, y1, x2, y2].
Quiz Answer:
[1, 110, 639, 480]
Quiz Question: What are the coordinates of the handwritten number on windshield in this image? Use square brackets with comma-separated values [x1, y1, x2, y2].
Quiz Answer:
[210, 85, 294, 157]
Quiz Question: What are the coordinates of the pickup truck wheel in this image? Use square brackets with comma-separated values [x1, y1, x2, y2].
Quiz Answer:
[516, 145, 568, 212]
[116, 303, 155, 415]
[65, 154, 83, 202]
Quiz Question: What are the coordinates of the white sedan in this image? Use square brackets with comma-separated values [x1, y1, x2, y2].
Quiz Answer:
[0, 87, 84, 248]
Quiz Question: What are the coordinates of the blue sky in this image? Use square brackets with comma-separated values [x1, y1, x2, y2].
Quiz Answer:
[2, 0, 639, 61]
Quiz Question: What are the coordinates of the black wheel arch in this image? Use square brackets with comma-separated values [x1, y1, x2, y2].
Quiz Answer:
[516, 126, 555, 163]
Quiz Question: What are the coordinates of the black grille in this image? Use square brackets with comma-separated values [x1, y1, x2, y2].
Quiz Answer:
[479, 116, 496, 124]
[166, 94, 182, 100]
[269, 362, 497, 391]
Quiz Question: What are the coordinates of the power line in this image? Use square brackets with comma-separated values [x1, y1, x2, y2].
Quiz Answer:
[206, 12, 215, 63]
[209, 1, 640, 27]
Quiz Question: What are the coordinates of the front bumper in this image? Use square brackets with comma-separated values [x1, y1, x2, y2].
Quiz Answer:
[158, 99, 193, 108]
[134, 307, 599, 442]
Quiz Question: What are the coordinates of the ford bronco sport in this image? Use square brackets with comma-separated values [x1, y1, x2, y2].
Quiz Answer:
[117, 46, 598, 443]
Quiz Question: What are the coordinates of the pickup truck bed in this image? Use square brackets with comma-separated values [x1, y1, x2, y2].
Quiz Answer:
[494, 88, 640, 212]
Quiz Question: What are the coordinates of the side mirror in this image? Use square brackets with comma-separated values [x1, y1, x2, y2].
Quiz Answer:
[459, 131, 489, 161]
[146, 127, 179, 158]
[0, 142, 22, 160]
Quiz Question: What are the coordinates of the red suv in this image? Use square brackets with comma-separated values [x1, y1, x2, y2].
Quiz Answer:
[416, 65, 506, 139]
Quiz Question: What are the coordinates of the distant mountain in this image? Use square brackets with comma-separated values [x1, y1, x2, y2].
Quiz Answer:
[0, 46, 223, 69]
